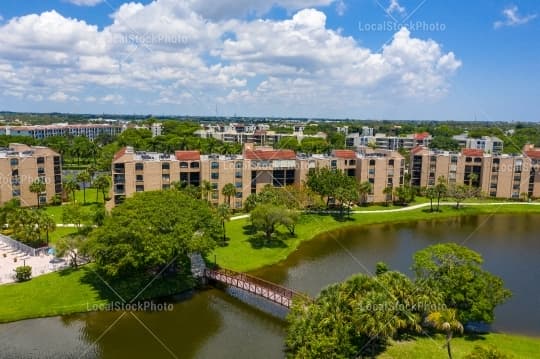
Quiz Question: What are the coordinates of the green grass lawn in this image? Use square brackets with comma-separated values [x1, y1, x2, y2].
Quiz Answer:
[380, 333, 540, 359]
[214, 203, 540, 272]
[47, 227, 78, 245]
[0, 264, 193, 323]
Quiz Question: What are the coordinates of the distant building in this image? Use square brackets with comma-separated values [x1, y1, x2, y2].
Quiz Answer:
[111, 144, 405, 208]
[0, 123, 123, 140]
[0, 144, 62, 207]
[410, 146, 540, 199]
[452, 134, 504, 154]
[346, 132, 431, 151]
[195, 123, 326, 146]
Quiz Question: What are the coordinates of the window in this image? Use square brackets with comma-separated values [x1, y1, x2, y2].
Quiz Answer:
[235, 162, 243, 169]
[162, 184, 170, 190]
[37, 157, 45, 164]
[12, 190, 21, 197]
[162, 174, 170, 181]
[11, 169, 18, 177]
[235, 182, 243, 189]
[466, 157, 472, 162]
[180, 173, 188, 182]
[162, 162, 170, 170]
[136, 175, 144, 182]
[211, 183, 218, 190]
[211, 162, 219, 169]
[348, 160, 356, 166]
[136, 185, 145, 192]
[331, 160, 337, 168]
[211, 172, 219, 180]
[190, 162, 200, 169]
[211, 192, 219, 200]
[135, 163, 144, 171]
[38, 167, 45, 175]
[180, 162, 188, 168]
[235, 200, 243, 209]
[235, 171, 243, 178]
[39, 195, 47, 205]
[474, 157, 482, 163]
[369, 159, 376, 166]
[388, 159, 394, 166]
[235, 192, 243, 198]
[10, 159, 18, 166]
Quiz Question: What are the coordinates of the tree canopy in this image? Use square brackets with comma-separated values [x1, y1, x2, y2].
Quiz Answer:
[88, 190, 221, 277]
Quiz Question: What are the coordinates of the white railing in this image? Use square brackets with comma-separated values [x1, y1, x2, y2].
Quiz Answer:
[0, 234, 48, 257]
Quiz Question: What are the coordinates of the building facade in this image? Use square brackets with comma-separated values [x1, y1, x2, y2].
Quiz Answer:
[111, 145, 405, 208]
[411, 146, 540, 199]
[452, 134, 504, 154]
[0, 144, 62, 207]
[346, 132, 432, 151]
[0, 123, 123, 140]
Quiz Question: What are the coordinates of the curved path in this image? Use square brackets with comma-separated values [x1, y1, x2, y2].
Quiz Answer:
[230, 201, 540, 220]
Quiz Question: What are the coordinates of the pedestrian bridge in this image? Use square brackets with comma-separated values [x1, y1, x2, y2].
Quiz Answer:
[204, 268, 311, 308]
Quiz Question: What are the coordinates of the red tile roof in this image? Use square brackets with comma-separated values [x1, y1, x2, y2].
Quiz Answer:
[525, 150, 540, 159]
[414, 132, 430, 140]
[113, 147, 128, 161]
[175, 151, 201, 161]
[244, 149, 296, 160]
[462, 148, 484, 157]
[332, 150, 357, 159]
[411, 146, 426, 155]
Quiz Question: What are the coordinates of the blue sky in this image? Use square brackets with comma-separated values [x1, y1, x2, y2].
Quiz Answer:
[0, 0, 538, 121]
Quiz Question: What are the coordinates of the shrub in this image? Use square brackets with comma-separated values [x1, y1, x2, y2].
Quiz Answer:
[465, 345, 514, 359]
[14, 266, 32, 282]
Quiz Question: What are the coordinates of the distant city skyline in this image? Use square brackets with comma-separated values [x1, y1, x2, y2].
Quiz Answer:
[0, 1, 538, 121]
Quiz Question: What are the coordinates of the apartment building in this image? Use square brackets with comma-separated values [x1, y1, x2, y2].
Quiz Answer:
[346, 132, 432, 151]
[452, 134, 504, 154]
[411, 146, 540, 199]
[0, 123, 123, 140]
[195, 123, 327, 146]
[0, 144, 62, 207]
[111, 145, 405, 208]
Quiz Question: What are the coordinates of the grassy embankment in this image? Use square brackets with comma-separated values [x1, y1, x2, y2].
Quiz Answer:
[0, 264, 193, 323]
[1, 201, 539, 325]
[213, 202, 540, 272]
[380, 333, 540, 359]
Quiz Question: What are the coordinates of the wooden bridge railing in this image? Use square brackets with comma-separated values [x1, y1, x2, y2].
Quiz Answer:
[204, 268, 311, 308]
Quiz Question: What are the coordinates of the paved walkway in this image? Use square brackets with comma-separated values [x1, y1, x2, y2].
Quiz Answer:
[230, 201, 540, 220]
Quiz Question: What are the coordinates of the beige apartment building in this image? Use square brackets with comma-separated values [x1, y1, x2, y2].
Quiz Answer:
[411, 146, 540, 199]
[0, 143, 62, 207]
[111, 145, 405, 208]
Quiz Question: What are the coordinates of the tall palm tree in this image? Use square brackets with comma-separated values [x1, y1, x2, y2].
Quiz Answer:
[63, 176, 79, 204]
[38, 212, 56, 246]
[216, 204, 232, 243]
[221, 183, 236, 207]
[29, 179, 46, 208]
[93, 174, 111, 204]
[426, 309, 463, 359]
[382, 186, 393, 206]
[201, 180, 212, 203]
[76, 170, 91, 204]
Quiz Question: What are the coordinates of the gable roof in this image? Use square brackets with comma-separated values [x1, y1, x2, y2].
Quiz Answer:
[332, 150, 357, 159]
[461, 148, 484, 157]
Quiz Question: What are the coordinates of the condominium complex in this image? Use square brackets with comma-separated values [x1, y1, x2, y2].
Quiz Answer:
[0, 123, 123, 140]
[0, 144, 62, 207]
[346, 132, 432, 151]
[111, 144, 405, 208]
[452, 134, 504, 154]
[195, 123, 327, 146]
[411, 146, 540, 199]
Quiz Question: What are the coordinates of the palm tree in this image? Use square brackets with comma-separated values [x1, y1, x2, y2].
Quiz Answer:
[93, 174, 111, 204]
[358, 181, 372, 205]
[201, 180, 212, 202]
[216, 204, 232, 243]
[426, 309, 464, 359]
[29, 179, 46, 208]
[76, 170, 91, 204]
[221, 183, 236, 207]
[382, 186, 393, 206]
[38, 212, 56, 246]
[63, 176, 79, 203]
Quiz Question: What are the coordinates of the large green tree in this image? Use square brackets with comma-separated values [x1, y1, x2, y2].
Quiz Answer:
[88, 190, 221, 277]
[413, 243, 512, 324]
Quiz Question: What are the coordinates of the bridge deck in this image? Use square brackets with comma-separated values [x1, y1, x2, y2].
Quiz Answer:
[204, 268, 310, 308]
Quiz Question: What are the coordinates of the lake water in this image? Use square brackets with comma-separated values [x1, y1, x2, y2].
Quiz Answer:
[1, 214, 539, 358]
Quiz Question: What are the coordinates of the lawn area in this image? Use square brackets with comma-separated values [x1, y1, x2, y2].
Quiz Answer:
[0, 264, 194, 323]
[213, 202, 540, 272]
[47, 226, 78, 245]
[380, 333, 540, 358]
[43, 203, 101, 225]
